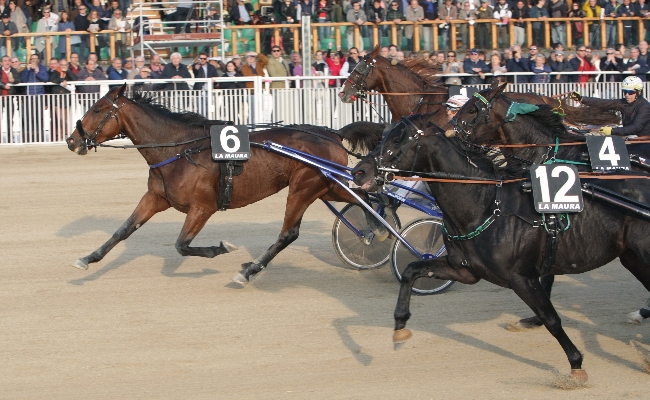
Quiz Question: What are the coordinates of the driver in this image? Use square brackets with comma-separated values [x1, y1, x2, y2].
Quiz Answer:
[445, 94, 470, 121]
[570, 76, 650, 136]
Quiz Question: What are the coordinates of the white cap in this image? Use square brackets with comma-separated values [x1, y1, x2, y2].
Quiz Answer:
[445, 95, 470, 109]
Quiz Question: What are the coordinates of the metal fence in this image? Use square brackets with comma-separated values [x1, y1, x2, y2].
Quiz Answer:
[0, 74, 635, 145]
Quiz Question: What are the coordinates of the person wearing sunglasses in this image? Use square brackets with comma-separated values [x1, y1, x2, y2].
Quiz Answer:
[597, 48, 624, 83]
[444, 95, 469, 122]
[265, 45, 291, 89]
[570, 76, 650, 136]
[192, 52, 221, 90]
[443, 51, 463, 85]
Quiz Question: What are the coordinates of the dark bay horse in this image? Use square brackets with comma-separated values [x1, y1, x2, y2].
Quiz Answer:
[339, 47, 619, 128]
[350, 116, 650, 381]
[65, 85, 380, 283]
[451, 82, 650, 326]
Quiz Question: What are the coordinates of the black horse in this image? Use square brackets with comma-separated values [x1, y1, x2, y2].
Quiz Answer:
[351, 114, 650, 381]
[451, 82, 650, 326]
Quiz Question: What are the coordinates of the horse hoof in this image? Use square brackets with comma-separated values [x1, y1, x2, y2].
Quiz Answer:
[221, 241, 238, 253]
[570, 369, 588, 383]
[231, 272, 249, 285]
[393, 328, 412, 346]
[72, 259, 88, 270]
[516, 316, 543, 329]
[627, 311, 643, 324]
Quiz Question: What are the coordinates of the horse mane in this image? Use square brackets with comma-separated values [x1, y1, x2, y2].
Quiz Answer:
[401, 56, 446, 87]
[560, 100, 621, 126]
[128, 90, 212, 126]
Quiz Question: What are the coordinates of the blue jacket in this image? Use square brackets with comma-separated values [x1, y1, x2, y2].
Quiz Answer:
[463, 59, 490, 84]
[20, 64, 49, 95]
[106, 66, 128, 80]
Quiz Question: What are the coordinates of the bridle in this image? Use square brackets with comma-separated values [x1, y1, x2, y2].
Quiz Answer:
[375, 116, 430, 177]
[75, 93, 125, 150]
[449, 91, 495, 140]
[344, 56, 377, 101]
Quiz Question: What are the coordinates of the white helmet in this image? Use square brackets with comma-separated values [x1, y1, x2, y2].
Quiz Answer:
[445, 95, 470, 110]
[622, 76, 644, 92]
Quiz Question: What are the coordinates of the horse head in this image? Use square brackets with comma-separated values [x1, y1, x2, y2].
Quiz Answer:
[352, 114, 437, 190]
[67, 84, 127, 155]
[339, 46, 384, 103]
[450, 81, 509, 143]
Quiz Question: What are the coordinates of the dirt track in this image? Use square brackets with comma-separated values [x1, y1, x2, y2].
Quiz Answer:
[2, 145, 650, 399]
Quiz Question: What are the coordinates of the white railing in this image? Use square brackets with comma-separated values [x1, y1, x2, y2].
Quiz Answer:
[0, 74, 636, 145]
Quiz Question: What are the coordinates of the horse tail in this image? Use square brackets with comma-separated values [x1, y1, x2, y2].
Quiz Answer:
[338, 121, 387, 154]
[559, 99, 621, 126]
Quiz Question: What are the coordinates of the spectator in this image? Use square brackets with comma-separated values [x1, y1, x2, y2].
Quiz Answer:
[230, 0, 253, 25]
[240, 50, 267, 91]
[160, 52, 191, 90]
[527, 44, 540, 69]
[443, 50, 464, 85]
[73, 3, 89, 61]
[511, 0, 527, 47]
[583, 0, 602, 49]
[218, 61, 245, 89]
[404, 0, 423, 52]
[20, 53, 48, 94]
[639, 40, 650, 65]
[331, 0, 343, 22]
[604, 0, 619, 49]
[548, 50, 572, 83]
[8, 1, 26, 49]
[385, 1, 405, 50]
[325, 45, 349, 87]
[395, 50, 405, 60]
[505, 44, 530, 83]
[56, 11, 76, 60]
[0, 55, 19, 95]
[599, 48, 624, 82]
[122, 57, 133, 75]
[312, 49, 328, 75]
[231, 54, 243, 72]
[108, 8, 130, 59]
[265, 45, 291, 88]
[297, 0, 314, 20]
[528, 0, 548, 49]
[367, 0, 386, 49]
[88, 0, 106, 18]
[127, 56, 145, 79]
[105, 0, 120, 18]
[149, 54, 164, 78]
[346, 1, 367, 51]
[618, 0, 636, 47]
[0, 12, 17, 57]
[35, 9, 57, 61]
[49, 57, 76, 140]
[289, 51, 304, 87]
[624, 46, 649, 81]
[567, 1, 585, 47]
[169, 0, 194, 33]
[69, 52, 81, 75]
[388, 44, 398, 59]
[639, 0, 650, 43]
[347, 47, 360, 72]
[106, 57, 127, 89]
[570, 45, 596, 83]
[475, 0, 493, 50]
[438, 0, 456, 52]
[133, 67, 153, 91]
[208, 57, 226, 74]
[549, 0, 568, 48]
[463, 48, 489, 83]
[69, 0, 83, 21]
[457, 2, 473, 51]
[280, 0, 297, 24]
[315, 0, 332, 40]
[530, 55, 551, 82]
[87, 9, 107, 61]
[493, 0, 511, 50]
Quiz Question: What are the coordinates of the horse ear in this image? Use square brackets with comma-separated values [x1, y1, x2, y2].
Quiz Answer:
[117, 83, 127, 98]
[370, 44, 380, 57]
[486, 81, 508, 101]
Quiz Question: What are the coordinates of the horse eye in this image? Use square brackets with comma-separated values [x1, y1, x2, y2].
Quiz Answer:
[94, 108, 100, 113]
[468, 108, 476, 114]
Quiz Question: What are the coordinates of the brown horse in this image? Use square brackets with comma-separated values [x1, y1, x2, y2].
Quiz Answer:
[65, 85, 380, 283]
[339, 46, 619, 127]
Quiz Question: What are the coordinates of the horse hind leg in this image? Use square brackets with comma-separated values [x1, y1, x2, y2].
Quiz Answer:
[619, 249, 650, 324]
[73, 191, 170, 270]
[175, 207, 238, 258]
[516, 274, 555, 329]
[510, 273, 587, 382]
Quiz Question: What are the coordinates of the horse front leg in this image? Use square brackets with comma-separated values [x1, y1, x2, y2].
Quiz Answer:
[175, 206, 238, 258]
[393, 258, 480, 347]
[73, 190, 170, 270]
[509, 273, 587, 382]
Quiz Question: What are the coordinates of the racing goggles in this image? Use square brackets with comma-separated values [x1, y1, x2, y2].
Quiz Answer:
[622, 89, 637, 95]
